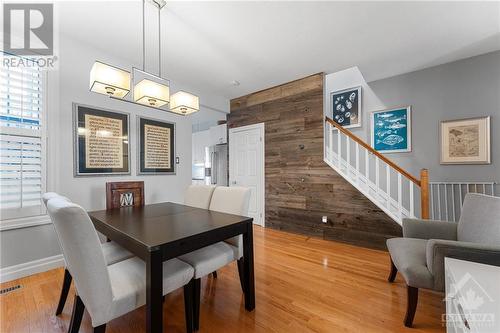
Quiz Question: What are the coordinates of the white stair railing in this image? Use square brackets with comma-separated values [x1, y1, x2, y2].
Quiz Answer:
[324, 118, 429, 225]
[429, 181, 497, 222]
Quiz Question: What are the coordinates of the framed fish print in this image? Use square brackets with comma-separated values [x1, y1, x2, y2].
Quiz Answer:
[138, 117, 176, 174]
[73, 103, 130, 176]
[330, 86, 361, 128]
[371, 106, 411, 153]
[440, 116, 491, 164]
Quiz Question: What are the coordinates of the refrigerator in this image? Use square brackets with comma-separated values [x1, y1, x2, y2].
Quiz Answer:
[207, 144, 228, 186]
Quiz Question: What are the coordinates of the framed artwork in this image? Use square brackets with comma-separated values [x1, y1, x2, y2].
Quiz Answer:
[73, 103, 130, 176]
[330, 86, 361, 129]
[371, 106, 411, 153]
[440, 116, 491, 164]
[138, 116, 175, 174]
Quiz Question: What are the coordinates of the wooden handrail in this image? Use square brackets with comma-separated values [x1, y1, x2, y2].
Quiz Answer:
[325, 117, 421, 186]
[325, 117, 430, 220]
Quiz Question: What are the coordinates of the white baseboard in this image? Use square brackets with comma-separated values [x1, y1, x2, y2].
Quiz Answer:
[0, 254, 64, 283]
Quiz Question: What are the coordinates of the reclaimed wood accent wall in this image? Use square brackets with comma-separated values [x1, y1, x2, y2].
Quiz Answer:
[228, 73, 401, 250]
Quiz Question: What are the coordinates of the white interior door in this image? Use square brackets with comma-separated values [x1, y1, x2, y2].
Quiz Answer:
[229, 123, 265, 226]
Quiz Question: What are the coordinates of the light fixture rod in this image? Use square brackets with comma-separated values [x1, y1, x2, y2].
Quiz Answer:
[142, 0, 145, 71]
[158, 2, 161, 77]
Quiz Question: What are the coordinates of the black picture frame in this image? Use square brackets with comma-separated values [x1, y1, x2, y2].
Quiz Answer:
[329, 86, 362, 129]
[138, 117, 176, 175]
[73, 103, 130, 176]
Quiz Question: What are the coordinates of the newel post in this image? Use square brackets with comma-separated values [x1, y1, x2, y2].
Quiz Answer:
[420, 169, 429, 219]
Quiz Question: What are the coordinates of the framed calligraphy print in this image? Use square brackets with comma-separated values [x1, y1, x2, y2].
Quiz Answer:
[138, 117, 175, 175]
[73, 103, 130, 176]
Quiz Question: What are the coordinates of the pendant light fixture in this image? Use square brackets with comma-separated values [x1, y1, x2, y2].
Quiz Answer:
[170, 91, 199, 115]
[89, 61, 130, 98]
[134, 79, 170, 107]
[89, 0, 199, 115]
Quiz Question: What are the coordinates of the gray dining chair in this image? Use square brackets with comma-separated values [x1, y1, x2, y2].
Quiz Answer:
[46, 197, 195, 333]
[387, 193, 500, 327]
[179, 186, 251, 331]
[42, 192, 133, 316]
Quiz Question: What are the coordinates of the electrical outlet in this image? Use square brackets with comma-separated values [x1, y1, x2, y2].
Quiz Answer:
[322, 216, 328, 224]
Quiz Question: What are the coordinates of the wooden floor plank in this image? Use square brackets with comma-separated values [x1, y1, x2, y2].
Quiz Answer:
[0, 226, 445, 332]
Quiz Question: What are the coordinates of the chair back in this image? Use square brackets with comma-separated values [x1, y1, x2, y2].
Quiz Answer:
[458, 193, 500, 245]
[184, 185, 216, 209]
[46, 198, 113, 323]
[42, 192, 70, 206]
[209, 186, 251, 257]
[106, 181, 144, 210]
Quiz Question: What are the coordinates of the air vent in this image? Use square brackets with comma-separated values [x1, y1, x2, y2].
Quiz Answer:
[0, 284, 22, 295]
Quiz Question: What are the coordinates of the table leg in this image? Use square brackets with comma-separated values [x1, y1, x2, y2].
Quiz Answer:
[146, 249, 163, 333]
[242, 221, 255, 311]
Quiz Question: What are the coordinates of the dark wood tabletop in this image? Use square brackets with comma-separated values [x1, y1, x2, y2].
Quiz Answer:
[88, 202, 255, 333]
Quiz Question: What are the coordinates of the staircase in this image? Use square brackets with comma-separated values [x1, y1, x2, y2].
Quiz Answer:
[324, 117, 429, 225]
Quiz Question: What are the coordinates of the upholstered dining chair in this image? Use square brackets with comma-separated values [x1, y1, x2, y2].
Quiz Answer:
[42, 192, 133, 316]
[184, 185, 218, 278]
[184, 184, 216, 209]
[387, 193, 500, 327]
[179, 186, 251, 331]
[46, 197, 195, 333]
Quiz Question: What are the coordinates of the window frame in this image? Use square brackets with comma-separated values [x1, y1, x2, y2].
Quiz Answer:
[0, 66, 48, 227]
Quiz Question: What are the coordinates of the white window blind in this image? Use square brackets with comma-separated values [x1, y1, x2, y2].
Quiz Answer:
[0, 62, 46, 220]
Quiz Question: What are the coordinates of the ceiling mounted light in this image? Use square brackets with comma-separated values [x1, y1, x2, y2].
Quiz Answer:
[88, 0, 199, 116]
[170, 91, 199, 115]
[89, 61, 130, 98]
[134, 79, 170, 107]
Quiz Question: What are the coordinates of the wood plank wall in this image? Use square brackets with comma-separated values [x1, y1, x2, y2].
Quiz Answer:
[228, 73, 402, 250]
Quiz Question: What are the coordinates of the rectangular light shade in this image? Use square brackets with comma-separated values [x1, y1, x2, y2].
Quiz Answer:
[170, 91, 199, 115]
[134, 79, 170, 107]
[89, 61, 130, 98]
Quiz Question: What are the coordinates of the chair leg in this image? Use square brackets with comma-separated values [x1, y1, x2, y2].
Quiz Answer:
[193, 278, 201, 331]
[93, 324, 106, 333]
[56, 268, 72, 316]
[183, 281, 194, 333]
[388, 258, 398, 282]
[404, 286, 419, 327]
[68, 295, 85, 333]
[237, 258, 245, 293]
[211, 271, 217, 279]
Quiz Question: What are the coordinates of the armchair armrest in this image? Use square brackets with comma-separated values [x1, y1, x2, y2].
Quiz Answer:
[402, 218, 457, 240]
[426, 239, 500, 291]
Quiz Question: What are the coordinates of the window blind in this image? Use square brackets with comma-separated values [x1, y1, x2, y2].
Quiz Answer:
[0, 63, 45, 220]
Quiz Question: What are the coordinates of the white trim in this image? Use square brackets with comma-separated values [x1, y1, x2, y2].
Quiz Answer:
[229, 123, 266, 227]
[0, 254, 64, 283]
[0, 214, 52, 231]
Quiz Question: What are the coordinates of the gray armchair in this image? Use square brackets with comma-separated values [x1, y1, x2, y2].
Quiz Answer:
[387, 193, 500, 327]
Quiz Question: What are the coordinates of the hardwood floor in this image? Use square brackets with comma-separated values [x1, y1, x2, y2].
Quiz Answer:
[0, 227, 445, 333]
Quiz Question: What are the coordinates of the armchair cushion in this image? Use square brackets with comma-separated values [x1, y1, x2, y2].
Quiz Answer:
[426, 239, 500, 291]
[457, 193, 500, 245]
[386, 238, 434, 289]
[402, 218, 457, 240]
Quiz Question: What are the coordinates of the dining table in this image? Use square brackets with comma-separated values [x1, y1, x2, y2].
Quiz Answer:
[88, 202, 255, 333]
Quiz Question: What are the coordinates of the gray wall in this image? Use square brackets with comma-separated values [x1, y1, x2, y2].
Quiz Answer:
[325, 51, 500, 193]
[368, 51, 500, 184]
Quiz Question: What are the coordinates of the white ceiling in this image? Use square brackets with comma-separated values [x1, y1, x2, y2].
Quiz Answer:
[59, 1, 500, 100]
